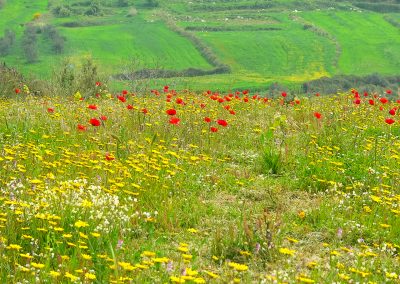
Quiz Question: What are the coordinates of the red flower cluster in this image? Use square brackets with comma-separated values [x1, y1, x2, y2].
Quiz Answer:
[166, 109, 177, 116]
[90, 118, 101, 126]
[314, 112, 322, 119]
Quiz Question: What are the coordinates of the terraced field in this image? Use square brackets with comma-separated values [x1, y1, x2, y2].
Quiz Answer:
[0, 0, 399, 90]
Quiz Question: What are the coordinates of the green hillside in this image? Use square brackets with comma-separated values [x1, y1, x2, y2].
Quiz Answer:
[0, 0, 399, 91]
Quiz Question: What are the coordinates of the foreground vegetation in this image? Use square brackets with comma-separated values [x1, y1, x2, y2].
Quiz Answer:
[0, 84, 399, 283]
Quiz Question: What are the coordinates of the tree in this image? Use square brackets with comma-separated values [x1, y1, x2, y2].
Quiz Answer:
[22, 25, 38, 63]
[145, 0, 159, 8]
[0, 29, 16, 56]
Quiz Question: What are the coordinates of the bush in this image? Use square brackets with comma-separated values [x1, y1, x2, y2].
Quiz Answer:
[117, 0, 130, 7]
[302, 74, 400, 94]
[127, 7, 138, 17]
[22, 25, 38, 63]
[85, 1, 102, 16]
[144, 0, 159, 8]
[52, 5, 72, 17]
[54, 57, 103, 97]
[0, 63, 24, 97]
[43, 25, 66, 54]
[0, 29, 15, 56]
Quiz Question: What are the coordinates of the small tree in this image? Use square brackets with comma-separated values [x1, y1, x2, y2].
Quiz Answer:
[0, 29, 16, 56]
[145, 0, 159, 8]
[22, 25, 38, 63]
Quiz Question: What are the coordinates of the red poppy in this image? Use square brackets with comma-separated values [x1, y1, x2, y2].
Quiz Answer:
[210, 127, 218, 133]
[127, 104, 134, 110]
[389, 108, 397, 116]
[243, 90, 249, 95]
[47, 108, 54, 113]
[229, 110, 236, 115]
[369, 99, 375, 105]
[281, 92, 287, 98]
[380, 97, 388, 104]
[77, 124, 87, 131]
[354, 99, 361, 105]
[200, 103, 206, 109]
[105, 153, 115, 161]
[166, 109, 177, 116]
[295, 100, 301, 105]
[364, 92, 368, 97]
[386, 89, 392, 95]
[100, 115, 107, 121]
[176, 98, 184, 104]
[169, 117, 180, 125]
[95, 81, 101, 86]
[204, 117, 211, 123]
[142, 108, 148, 114]
[117, 96, 126, 103]
[15, 88, 20, 94]
[315, 93, 320, 97]
[217, 119, 228, 127]
[385, 118, 395, 125]
[122, 90, 128, 95]
[88, 104, 97, 110]
[243, 97, 249, 102]
[90, 118, 101, 126]
[314, 112, 322, 119]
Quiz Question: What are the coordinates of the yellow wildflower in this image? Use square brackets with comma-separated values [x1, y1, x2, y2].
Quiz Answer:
[65, 272, 79, 281]
[279, 247, 295, 256]
[74, 220, 89, 228]
[85, 272, 96, 280]
[49, 271, 61, 278]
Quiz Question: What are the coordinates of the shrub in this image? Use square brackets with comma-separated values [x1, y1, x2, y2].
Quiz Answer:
[127, 7, 138, 17]
[54, 57, 103, 97]
[0, 63, 24, 97]
[22, 25, 38, 63]
[0, 29, 15, 56]
[52, 5, 72, 17]
[43, 25, 66, 54]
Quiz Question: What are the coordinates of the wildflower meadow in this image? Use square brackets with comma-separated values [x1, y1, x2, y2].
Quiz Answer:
[0, 85, 399, 283]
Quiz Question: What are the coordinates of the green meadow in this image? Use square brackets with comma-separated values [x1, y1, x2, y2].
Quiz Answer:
[0, 0, 399, 90]
[1, 1, 400, 283]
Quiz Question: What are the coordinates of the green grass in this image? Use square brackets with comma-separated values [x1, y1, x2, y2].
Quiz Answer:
[58, 19, 213, 74]
[0, 1, 213, 77]
[1, 87, 400, 282]
[196, 18, 335, 83]
[302, 11, 400, 76]
[0, 0, 400, 90]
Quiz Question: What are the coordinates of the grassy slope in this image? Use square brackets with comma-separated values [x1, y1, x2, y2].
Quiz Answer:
[195, 17, 335, 82]
[302, 11, 400, 76]
[0, 1, 213, 77]
[0, 0, 400, 90]
[58, 18, 213, 74]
